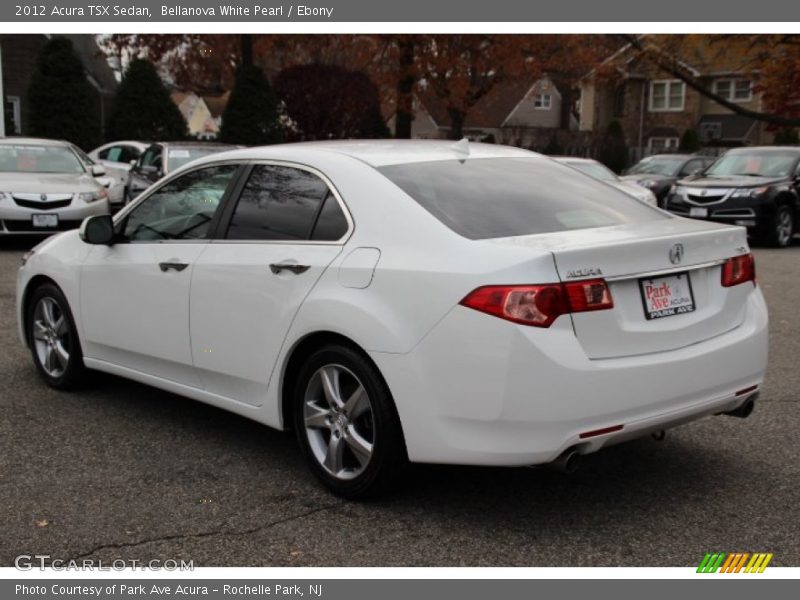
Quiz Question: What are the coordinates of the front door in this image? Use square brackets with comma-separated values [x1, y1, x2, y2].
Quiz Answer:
[80, 163, 240, 385]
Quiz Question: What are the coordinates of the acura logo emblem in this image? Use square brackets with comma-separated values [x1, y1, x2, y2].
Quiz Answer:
[669, 243, 684, 265]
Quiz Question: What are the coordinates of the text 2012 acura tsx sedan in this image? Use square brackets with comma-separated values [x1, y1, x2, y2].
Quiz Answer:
[16, 141, 768, 498]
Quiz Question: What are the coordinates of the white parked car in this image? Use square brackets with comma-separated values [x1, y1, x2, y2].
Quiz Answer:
[88, 141, 148, 209]
[0, 138, 110, 236]
[16, 141, 768, 498]
[555, 156, 658, 206]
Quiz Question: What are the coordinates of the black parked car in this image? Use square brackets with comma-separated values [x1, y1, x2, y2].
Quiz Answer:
[664, 146, 799, 247]
[621, 153, 717, 206]
[126, 142, 239, 203]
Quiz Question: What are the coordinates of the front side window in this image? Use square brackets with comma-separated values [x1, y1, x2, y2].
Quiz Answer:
[650, 80, 685, 111]
[139, 146, 162, 168]
[226, 164, 348, 241]
[680, 158, 706, 176]
[122, 164, 238, 242]
[99, 145, 140, 164]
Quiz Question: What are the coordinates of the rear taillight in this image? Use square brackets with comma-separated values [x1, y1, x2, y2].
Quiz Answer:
[721, 254, 756, 287]
[460, 280, 613, 328]
[563, 279, 614, 312]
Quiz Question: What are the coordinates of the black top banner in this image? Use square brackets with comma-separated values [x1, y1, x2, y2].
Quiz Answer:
[2, 0, 798, 22]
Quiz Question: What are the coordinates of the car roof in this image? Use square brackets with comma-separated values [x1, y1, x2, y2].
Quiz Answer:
[190, 139, 537, 168]
[0, 137, 71, 147]
[154, 141, 239, 149]
[552, 156, 600, 164]
[725, 145, 800, 154]
[640, 153, 698, 160]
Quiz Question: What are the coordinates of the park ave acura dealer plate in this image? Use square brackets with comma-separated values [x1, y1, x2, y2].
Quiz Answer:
[639, 273, 696, 320]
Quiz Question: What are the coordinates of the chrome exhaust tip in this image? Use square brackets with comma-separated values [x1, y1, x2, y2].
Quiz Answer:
[548, 449, 581, 474]
[724, 394, 757, 419]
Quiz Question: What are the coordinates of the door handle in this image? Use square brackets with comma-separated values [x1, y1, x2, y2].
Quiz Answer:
[159, 262, 189, 272]
[269, 263, 310, 275]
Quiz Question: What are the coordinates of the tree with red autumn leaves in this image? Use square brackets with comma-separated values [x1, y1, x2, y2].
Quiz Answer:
[614, 34, 800, 129]
[100, 34, 614, 140]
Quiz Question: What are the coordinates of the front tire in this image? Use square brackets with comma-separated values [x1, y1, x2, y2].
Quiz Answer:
[293, 344, 407, 499]
[26, 283, 86, 390]
[763, 204, 795, 247]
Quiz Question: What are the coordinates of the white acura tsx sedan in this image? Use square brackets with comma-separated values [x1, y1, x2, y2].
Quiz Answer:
[16, 141, 768, 497]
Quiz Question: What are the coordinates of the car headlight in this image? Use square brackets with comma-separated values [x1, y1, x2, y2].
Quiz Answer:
[638, 179, 659, 189]
[731, 187, 768, 198]
[78, 189, 108, 203]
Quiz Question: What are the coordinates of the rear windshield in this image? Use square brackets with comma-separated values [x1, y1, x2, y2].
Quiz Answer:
[378, 157, 665, 240]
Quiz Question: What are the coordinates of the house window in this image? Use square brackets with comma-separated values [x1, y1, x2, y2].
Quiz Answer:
[714, 78, 752, 103]
[649, 80, 685, 111]
[4, 95, 21, 135]
[534, 94, 552, 110]
[648, 137, 680, 153]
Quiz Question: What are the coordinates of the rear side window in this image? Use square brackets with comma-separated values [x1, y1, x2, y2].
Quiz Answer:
[378, 157, 666, 240]
[226, 164, 348, 241]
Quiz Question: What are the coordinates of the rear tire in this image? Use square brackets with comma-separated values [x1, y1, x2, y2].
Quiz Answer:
[26, 283, 86, 390]
[292, 344, 407, 499]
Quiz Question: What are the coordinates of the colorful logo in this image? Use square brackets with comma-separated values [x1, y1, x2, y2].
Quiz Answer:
[697, 552, 773, 573]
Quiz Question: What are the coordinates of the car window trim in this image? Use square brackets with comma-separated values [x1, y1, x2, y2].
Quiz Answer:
[111, 159, 250, 245]
[211, 159, 354, 246]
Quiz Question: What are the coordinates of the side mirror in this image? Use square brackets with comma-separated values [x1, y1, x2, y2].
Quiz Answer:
[79, 214, 115, 245]
[90, 164, 107, 177]
[129, 159, 138, 167]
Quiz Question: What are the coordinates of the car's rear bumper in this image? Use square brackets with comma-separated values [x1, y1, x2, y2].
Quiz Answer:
[372, 288, 768, 466]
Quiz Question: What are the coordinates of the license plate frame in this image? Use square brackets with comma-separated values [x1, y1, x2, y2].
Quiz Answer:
[31, 214, 59, 228]
[638, 272, 696, 320]
[689, 207, 708, 218]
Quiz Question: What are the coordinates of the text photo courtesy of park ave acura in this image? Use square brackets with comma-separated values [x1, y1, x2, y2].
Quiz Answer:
[0, 25, 799, 577]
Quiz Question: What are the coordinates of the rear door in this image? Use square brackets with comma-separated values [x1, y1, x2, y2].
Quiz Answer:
[491, 219, 754, 359]
[189, 162, 351, 405]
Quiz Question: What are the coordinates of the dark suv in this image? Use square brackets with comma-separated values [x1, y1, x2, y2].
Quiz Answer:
[664, 146, 799, 247]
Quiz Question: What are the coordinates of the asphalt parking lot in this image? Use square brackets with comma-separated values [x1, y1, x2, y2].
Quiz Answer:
[0, 236, 798, 568]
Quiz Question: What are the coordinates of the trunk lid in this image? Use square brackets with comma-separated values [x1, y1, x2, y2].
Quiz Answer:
[487, 218, 753, 358]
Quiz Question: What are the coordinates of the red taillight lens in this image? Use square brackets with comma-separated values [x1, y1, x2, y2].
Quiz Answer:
[564, 279, 614, 312]
[721, 254, 756, 287]
[460, 279, 613, 327]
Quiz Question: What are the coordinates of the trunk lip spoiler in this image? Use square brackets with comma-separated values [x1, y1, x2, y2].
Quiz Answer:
[603, 258, 728, 282]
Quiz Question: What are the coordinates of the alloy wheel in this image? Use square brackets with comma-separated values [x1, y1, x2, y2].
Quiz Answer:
[777, 208, 794, 247]
[303, 364, 375, 480]
[32, 297, 71, 378]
